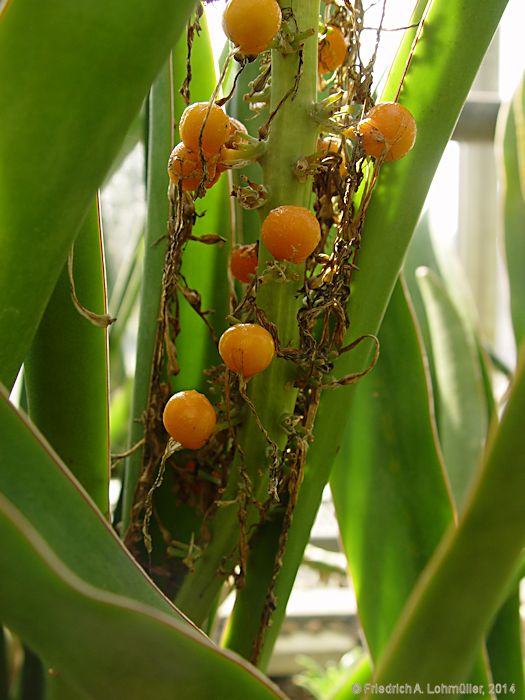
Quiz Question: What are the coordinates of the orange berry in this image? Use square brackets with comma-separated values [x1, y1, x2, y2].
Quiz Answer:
[167, 142, 218, 191]
[318, 26, 347, 74]
[261, 205, 321, 263]
[230, 243, 258, 283]
[222, 0, 282, 56]
[219, 323, 275, 378]
[163, 390, 217, 449]
[357, 102, 417, 161]
[179, 102, 231, 156]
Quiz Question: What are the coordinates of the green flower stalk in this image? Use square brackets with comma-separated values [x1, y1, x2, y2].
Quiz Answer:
[174, 0, 321, 623]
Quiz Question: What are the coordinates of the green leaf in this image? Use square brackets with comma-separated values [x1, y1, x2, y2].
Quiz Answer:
[403, 212, 441, 421]
[24, 201, 110, 517]
[121, 60, 174, 530]
[46, 675, 86, 700]
[497, 73, 525, 347]
[372, 342, 525, 689]
[0, 492, 285, 700]
[17, 646, 45, 700]
[328, 657, 372, 700]
[108, 233, 144, 392]
[416, 268, 488, 509]
[487, 587, 525, 700]
[0, 385, 187, 619]
[331, 279, 453, 656]
[0, 0, 198, 388]
[0, 628, 8, 700]
[104, 106, 146, 185]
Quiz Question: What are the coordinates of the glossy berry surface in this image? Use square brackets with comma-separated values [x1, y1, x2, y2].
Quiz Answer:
[222, 0, 282, 56]
[219, 323, 275, 378]
[261, 205, 321, 263]
[357, 102, 417, 161]
[230, 243, 258, 283]
[179, 102, 231, 156]
[167, 142, 218, 191]
[318, 26, 346, 74]
[163, 390, 217, 449]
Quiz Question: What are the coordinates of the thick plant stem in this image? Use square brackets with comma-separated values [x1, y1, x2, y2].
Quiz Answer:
[174, 0, 320, 624]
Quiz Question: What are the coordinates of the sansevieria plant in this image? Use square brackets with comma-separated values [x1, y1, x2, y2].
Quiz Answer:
[0, 0, 523, 698]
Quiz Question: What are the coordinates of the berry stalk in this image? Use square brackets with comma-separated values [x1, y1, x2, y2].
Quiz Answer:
[174, 0, 321, 624]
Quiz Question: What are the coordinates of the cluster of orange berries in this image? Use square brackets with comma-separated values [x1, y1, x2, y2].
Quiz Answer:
[163, 3, 417, 451]
[315, 20, 416, 162]
[163, 199, 322, 448]
[163, 0, 284, 448]
[163, 322, 275, 448]
[167, 102, 250, 192]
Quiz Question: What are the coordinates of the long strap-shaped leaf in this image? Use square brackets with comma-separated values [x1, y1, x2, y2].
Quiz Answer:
[487, 587, 524, 699]
[372, 343, 525, 689]
[416, 267, 488, 510]
[0, 492, 285, 700]
[24, 200, 110, 517]
[0, 0, 198, 388]
[0, 385, 188, 616]
[331, 279, 454, 657]
[497, 73, 525, 348]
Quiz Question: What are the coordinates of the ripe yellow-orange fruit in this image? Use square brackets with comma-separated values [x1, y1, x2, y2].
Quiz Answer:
[222, 0, 282, 56]
[179, 102, 231, 156]
[261, 205, 321, 263]
[318, 25, 347, 74]
[219, 323, 275, 378]
[163, 390, 217, 449]
[357, 102, 417, 161]
[230, 243, 258, 283]
[167, 142, 218, 191]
